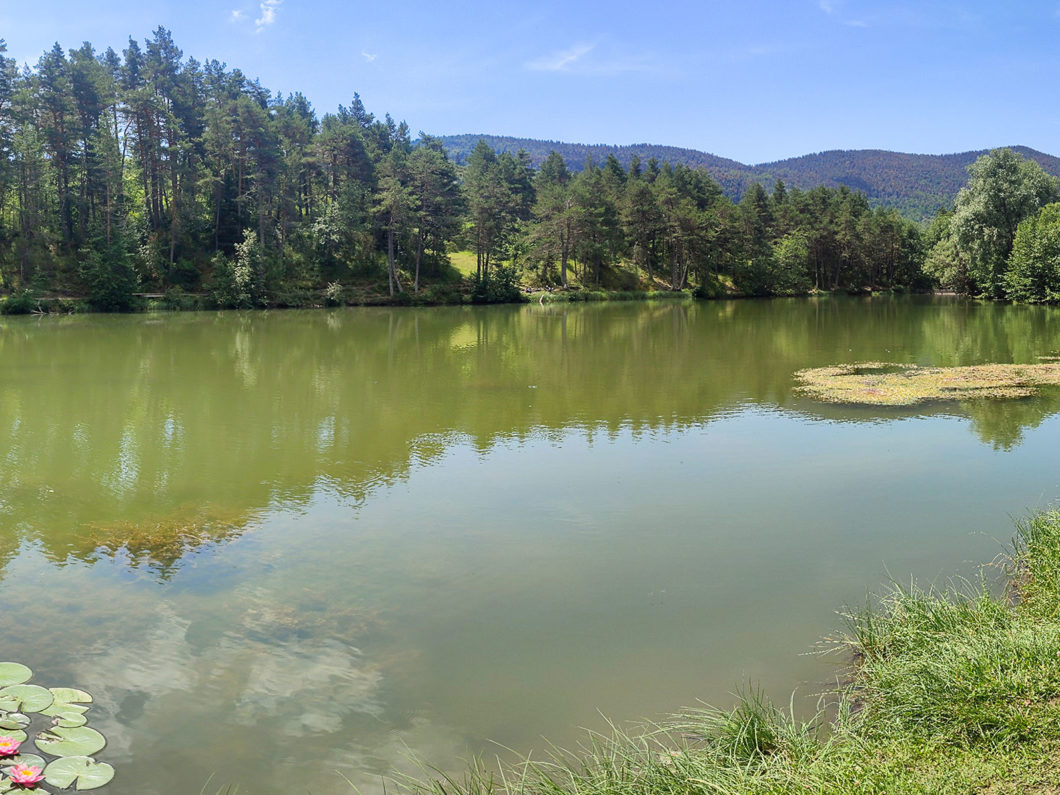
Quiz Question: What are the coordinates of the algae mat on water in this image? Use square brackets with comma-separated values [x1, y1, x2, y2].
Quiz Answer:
[794, 361, 1060, 406]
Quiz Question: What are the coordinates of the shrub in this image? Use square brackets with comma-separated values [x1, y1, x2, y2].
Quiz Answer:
[0, 290, 39, 315]
[470, 265, 526, 304]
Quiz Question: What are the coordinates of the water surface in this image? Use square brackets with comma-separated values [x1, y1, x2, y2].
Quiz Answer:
[4, 297, 1060, 793]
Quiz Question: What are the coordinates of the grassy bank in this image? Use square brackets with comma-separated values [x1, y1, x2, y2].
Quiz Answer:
[407, 511, 1060, 794]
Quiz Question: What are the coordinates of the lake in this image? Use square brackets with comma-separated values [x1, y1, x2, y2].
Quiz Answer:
[3, 296, 1060, 793]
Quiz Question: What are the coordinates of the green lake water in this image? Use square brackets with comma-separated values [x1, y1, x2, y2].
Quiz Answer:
[4, 296, 1060, 793]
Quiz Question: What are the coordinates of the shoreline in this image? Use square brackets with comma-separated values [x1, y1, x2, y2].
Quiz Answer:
[403, 510, 1060, 795]
[0, 284, 944, 316]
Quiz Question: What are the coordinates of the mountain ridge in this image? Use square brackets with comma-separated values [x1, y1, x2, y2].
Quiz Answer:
[436, 134, 1060, 220]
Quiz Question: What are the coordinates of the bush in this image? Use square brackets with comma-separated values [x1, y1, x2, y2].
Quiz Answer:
[470, 265, 526, 304]
[0, 290, 39, 315]
[324, 282, 344, 306]
[159, 287, 202, 311]
[80, 246, 140, 312]
[207, 231, 265, 309]
[416, 284, 464, 305]
[695, 273, 727, 299]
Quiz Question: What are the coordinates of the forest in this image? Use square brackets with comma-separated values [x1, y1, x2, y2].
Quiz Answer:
[0, 29, 1059, 311]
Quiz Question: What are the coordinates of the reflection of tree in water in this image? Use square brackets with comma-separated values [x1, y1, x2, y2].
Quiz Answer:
[789, 392, 1060, 452]
[964, 389, 1060, 451]
[4, 297, 1060, 572]
[79, 504, 262, 579]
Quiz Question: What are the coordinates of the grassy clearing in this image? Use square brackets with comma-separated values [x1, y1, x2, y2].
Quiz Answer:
[794, 361, 1060, 406]
[399, 511, 1060, 794]
[448, 250, 479, 278]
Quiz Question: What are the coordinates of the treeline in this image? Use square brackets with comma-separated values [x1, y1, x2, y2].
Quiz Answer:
[514, 149, 926, 296]
[0, 29, 959, 312]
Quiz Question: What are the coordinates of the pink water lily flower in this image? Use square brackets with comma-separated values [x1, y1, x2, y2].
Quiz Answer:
[0, 735, 20, 756]
[7, 763, 45, 786]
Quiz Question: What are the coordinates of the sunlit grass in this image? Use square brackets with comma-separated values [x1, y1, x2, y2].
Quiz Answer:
[795, 361, 1060, 405]
[448, 250, 479, 277]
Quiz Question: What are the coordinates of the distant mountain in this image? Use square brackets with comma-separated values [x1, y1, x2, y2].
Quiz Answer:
[436, 135, 1060, 221]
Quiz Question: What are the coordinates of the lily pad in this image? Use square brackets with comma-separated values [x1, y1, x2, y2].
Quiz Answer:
[45, 756, 115, 790]
[35, 727, 105, 758]
[40, 701, 89, 729]
[0, 665, 31, 688]
[2, 752, 46, 769]
[0, 713, 29, 731]
[48, 689, 92, 706]
[0, 686, 53, 713]
[41, 703, 88, 718]
[51, 712, 88, 729]
[0, 729, 27, 744]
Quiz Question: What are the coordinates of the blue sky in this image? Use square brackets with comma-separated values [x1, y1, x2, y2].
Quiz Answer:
[3, 0, 1059, 163]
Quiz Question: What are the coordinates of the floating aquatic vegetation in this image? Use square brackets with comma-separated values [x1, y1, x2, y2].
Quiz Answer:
[0, 663, 112, 792]
[794, 361, 1060, 406]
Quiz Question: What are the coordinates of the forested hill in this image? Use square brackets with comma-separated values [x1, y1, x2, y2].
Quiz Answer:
[437, 135, 751, 196]
[438, 135, 1060, 220]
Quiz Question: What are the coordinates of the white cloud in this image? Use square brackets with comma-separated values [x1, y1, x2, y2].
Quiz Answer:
[361, 51, 377, 63]
[845, 19, 869, 27]
[255, 0, 282, 32]
[819, 0, 837, 12]
[523, 42, 658, 76]
[526, 42, 595, 72]
[230, 9, 244, 21]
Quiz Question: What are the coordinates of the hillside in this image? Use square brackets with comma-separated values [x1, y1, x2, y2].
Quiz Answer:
[437, 135, 1060, 220]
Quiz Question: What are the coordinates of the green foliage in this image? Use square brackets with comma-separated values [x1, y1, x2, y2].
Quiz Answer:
[0, 289, 38, 315]
[207, 230, 265, 309]
[1005, 203, 1060, 302]
[158, 287, 202, 311]
[732, 256, 775, 296]
[770, 233, 812, 294]
[469, 264, 525, 304]
[951, 148, 1060, 297]
[323, 281, 344, 306]
[0, 30, 996, 305]
[694, 272, 726, 298]
[79, 244, 139, 312]
[417, 283, 464, 305]
[923, 236, 968, 291]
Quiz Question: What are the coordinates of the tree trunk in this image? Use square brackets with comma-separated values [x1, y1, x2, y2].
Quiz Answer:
[414, 229, 424, 293]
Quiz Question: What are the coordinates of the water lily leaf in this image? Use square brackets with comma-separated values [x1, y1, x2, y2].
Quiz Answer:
[0, 697, 18, 713]
[40, 703, 88, 718]
[0, 665, 31, 688]
[0, 713, 29, 731]
[45, 756, 114, 790]
[35, 727, 105, 757]
[0, 730, 27, 744]
[0, 686, 53, 713]
[47, 689, 91, 706]
[3, 752, 46, 769]
[52, 712, 87, 729]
